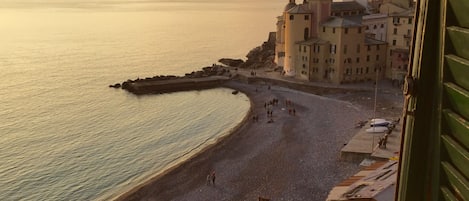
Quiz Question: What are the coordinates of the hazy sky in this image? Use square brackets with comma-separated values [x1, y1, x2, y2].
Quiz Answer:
[0, 0, 255, 9]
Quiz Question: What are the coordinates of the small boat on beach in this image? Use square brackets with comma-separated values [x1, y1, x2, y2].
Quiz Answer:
[366, 126, 388, 133]
[370, 119, 391, 127]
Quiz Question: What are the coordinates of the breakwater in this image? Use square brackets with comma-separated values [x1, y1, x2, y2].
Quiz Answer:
[111, 65, 233, 95]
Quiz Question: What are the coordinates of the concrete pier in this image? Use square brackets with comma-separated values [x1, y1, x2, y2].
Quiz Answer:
[341, 120, 402, 162]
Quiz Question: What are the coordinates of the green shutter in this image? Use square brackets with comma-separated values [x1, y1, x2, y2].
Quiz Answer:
[441, 0, 469, 199]
[397, 0, 469, 200]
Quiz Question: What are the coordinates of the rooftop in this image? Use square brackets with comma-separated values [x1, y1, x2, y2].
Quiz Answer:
[331, 1, 366, 12]
[322, 17, 362, 28]
[363, 13, 388, 20]
[389, 8, 415, 17]
[287, 4, 311, 14]
[327, 160, 398, 201]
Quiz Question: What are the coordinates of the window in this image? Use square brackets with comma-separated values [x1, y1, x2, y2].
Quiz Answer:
[366, 67, 369, 73]
[356, 68, 359, 74]
[393, 28, 398, 35]
[330, 44, 336, 54]
[367, 45, 371, 51]
[358, 27, 362, 33]
[360, 68, 363, 74]
[357, 44, 360, 53]
[345, 28, 348, 34]
[381, 24, 384, 28]
[356, 57, 360, 63]
[317, 46, 320, 52]
[374, 25, 377, 29]
[333, 28, 336, 33]
[367, 55, 370, 61]
[393, 40, 397, 46]
[299, 45, 302, 52]
[304, 28, 309, 40]
[344, 45, 347, 54]
[323, 27, 326, 32]
[393, 17, 400, 24]
[303, 46, 306, 52]
[376, 45, 380, 50]
[305, 15, 309, 20]
[366, 26, 369, 30]
[408, 17, 412, 24]
[376, 55, 379, 61]
[290, 15, 294, 20]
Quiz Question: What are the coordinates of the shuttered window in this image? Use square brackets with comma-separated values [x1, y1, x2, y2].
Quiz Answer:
[440, 0, 469, 199]
[397, 0, 469, 200]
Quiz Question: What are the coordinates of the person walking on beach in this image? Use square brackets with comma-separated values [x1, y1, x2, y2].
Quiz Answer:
[206, 174, 211, 185]
[211, 171, 216, 185]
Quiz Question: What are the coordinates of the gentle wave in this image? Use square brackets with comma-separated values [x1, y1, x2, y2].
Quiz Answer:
[0, 0, 283, 200]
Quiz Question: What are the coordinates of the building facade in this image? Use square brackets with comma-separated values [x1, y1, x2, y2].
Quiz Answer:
[381, 3, 414, 81]
[275, 0, 387, 84]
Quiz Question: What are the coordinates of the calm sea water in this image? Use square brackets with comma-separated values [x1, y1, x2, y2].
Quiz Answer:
[0, 1, 284, 200]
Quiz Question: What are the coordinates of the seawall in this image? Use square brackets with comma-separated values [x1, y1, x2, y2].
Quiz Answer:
[121, 76, 231, 95]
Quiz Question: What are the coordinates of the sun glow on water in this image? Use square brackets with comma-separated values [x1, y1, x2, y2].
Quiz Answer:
[0, 0, 284, 200]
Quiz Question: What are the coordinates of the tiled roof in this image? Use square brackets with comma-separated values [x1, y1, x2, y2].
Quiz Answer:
[322, 17, 362, 27]
[327, 160, 398, 201]
[331, 1, 366, 12]
[287, 4, 311, 14]
[342, 15, 364, 24]
[390, 8, 415, 17]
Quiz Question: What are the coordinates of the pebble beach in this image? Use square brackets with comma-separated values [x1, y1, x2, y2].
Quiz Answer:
[114, 73, 404, 201]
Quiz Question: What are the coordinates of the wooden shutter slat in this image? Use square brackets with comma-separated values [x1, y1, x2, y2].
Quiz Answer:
[441, 162, 469, 201]
[441, 135, 469, 179]
[443, 110, 469, 150]
[448, 0, 469, 28]
[441, 186, 459, 201]
[447, 26, 469, 60]
[444, 83, 469, 120]
[445, 54, 469, 90]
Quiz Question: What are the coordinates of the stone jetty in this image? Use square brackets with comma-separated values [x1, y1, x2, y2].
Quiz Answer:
[111, 32, 277, 95]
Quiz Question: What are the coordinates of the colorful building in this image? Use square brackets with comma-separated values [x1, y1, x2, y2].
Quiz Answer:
[275, 0, 387, 84]
[274, 0, 416, 84]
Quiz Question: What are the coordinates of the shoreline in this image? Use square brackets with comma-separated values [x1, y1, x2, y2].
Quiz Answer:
[112, 82, 257, 201]
[112, 72, 403, 200]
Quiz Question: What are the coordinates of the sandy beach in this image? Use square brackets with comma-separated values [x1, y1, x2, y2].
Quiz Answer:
[114, 75, 403, 201]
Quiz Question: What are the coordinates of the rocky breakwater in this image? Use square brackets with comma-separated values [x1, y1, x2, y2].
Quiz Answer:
[110, 32, 278, 95]
[110, 65, 232, 95]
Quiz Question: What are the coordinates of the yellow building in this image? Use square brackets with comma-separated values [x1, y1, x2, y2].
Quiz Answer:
[385, 8, 414, 82]
[275, 0, 388, 84]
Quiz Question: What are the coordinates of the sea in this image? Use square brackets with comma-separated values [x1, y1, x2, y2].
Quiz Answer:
[0, 0, 285, 200]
